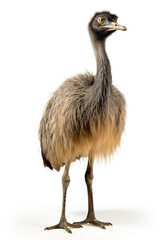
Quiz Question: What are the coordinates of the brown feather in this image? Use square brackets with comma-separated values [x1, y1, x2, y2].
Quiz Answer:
[39, 73, 126, 171]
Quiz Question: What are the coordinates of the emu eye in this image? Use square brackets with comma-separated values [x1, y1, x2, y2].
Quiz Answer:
[98, 18, 104, 24]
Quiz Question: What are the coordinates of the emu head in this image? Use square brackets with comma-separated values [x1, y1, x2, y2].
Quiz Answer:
[89, 11, 126, 39]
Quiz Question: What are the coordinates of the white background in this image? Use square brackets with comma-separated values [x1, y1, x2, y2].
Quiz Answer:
[0, 0, 160, 239]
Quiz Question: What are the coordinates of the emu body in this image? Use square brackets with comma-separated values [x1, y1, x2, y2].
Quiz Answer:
[40, 74, 126, 171]
[39, 11, 126, 233]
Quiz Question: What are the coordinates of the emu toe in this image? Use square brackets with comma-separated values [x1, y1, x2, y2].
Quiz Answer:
[73, 218, 112, 229]
[44, 220, 83, 234]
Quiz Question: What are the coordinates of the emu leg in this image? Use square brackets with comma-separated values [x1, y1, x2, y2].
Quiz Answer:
[73, 158, 112, 229]
[45, 162, 82, 233]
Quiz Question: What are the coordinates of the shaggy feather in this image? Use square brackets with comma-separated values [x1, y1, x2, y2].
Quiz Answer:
[39, 72, 126, 171]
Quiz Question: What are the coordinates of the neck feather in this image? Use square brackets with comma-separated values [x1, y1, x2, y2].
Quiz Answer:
[85, 31, 113, 115]
[90, 32, 112, 87]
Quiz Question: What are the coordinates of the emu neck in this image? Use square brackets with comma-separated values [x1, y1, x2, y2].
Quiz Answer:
[90, 33, 112, 88]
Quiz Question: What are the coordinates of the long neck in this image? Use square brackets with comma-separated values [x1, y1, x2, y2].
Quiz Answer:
[90, 32, 112, 89]
[85, 31, 113, 115]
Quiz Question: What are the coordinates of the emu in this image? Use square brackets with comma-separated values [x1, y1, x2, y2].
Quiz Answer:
[39, 11, 127, 233]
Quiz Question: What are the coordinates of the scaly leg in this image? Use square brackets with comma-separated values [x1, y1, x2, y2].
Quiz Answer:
[45, 162, 82, 233]
[73, 156, 112, 229]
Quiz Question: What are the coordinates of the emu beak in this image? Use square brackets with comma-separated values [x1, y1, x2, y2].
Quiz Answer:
[105, 22, 127, 31]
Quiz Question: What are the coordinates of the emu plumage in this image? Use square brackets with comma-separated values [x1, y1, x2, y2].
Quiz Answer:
[39, 11, 126, 233]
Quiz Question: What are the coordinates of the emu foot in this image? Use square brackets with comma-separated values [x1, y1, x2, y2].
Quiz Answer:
[44, 220, 83, 234]
[73, 217, 112, 230]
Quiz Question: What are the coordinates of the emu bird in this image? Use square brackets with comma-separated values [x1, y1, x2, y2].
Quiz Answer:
[39, 11, 126, 233]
